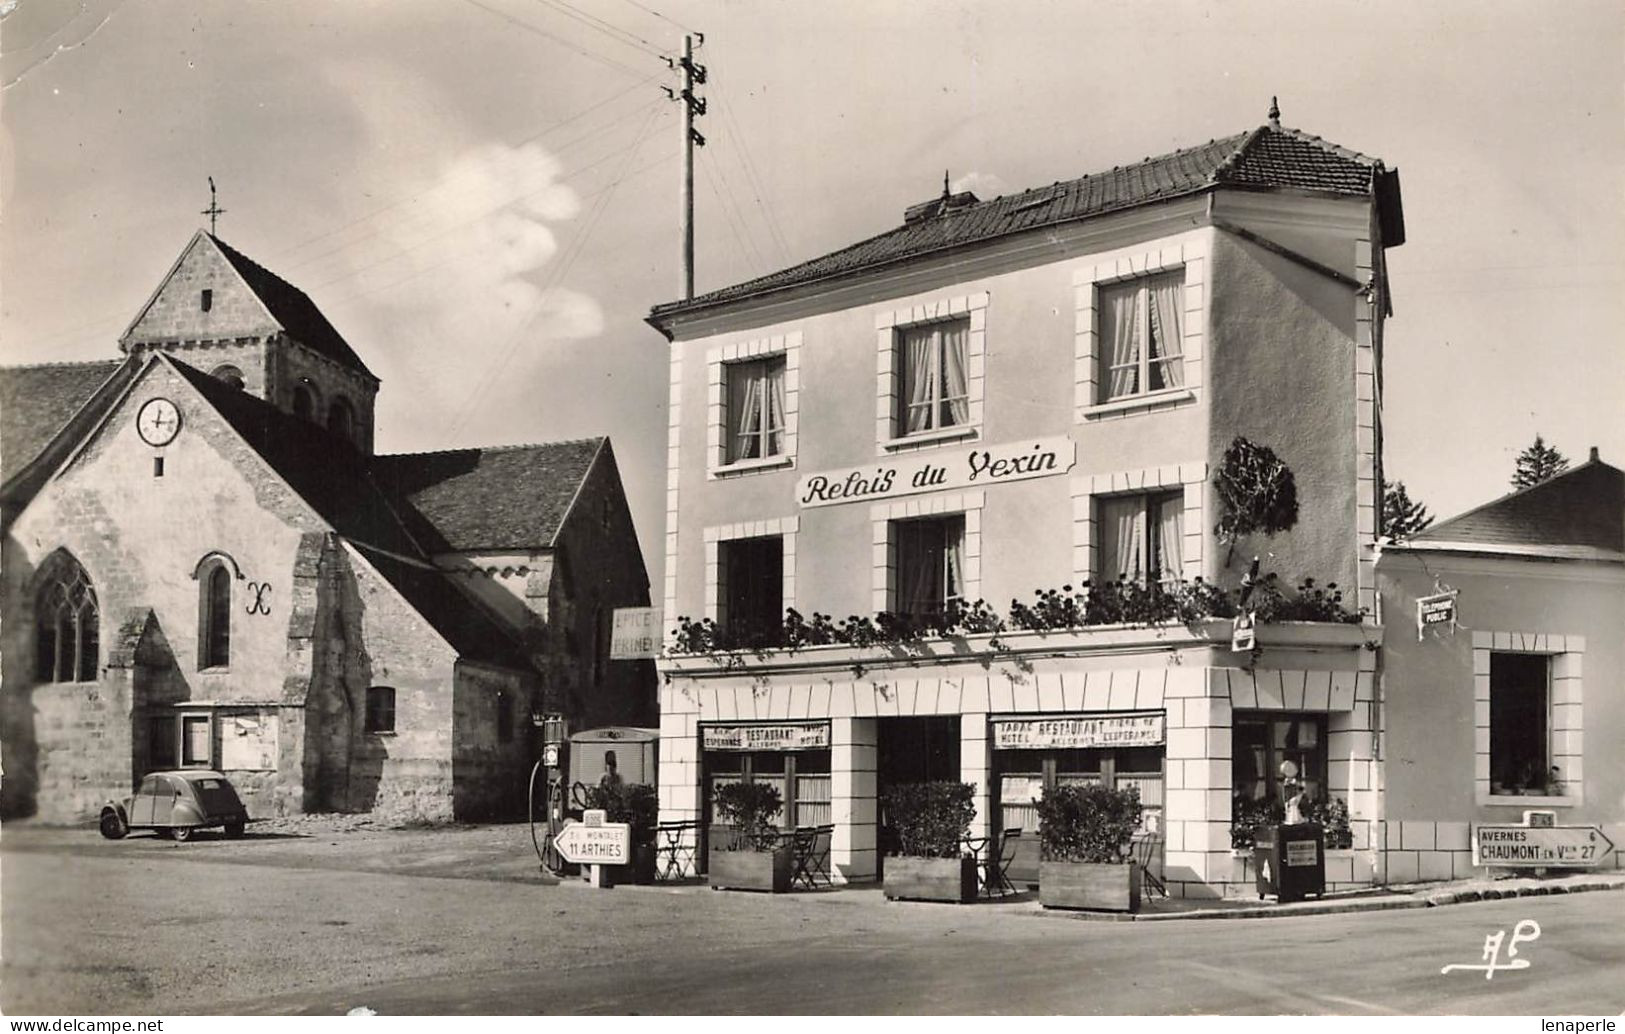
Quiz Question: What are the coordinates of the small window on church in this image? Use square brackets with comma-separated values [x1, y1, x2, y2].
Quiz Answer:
[201, 289, 213, 312]
[198, 562, 231, 669]
[328, 397, 355, 443]
[211, 365, 244, 390]
[292, 384, 315, 421]
[365, 687, 396, 734]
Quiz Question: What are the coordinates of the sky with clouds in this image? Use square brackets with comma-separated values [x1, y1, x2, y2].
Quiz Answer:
[2, 0, 1621, 587]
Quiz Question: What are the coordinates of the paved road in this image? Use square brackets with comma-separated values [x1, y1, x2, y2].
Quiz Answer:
[3, 827, 1621, 1015]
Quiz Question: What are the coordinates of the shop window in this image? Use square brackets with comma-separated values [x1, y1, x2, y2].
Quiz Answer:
[198, 562, 232, 669]
[725, 357, 786, 463]
[1490, 653, 1552, 796]
[718, 536, 783, 646]
[1232, 713, 1328, 811]
[34, 553, 99, 683]
[1097, 491, 1184, 584]
[704, 750, 830, 830]
[896, 318, 970, 436]
[181, 714, 212, 767]
[891, 516, 964, 617]
[365, 687, 396, 734]
[1098, 271, 1184, 402]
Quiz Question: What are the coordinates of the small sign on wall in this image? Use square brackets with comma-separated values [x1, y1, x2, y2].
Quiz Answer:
[610, 608, 661, 659]
[1416, 590, 1458, 641]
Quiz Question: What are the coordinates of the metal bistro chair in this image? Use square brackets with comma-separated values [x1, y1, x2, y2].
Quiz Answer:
[791, 825, 836, 889]
[1131, 832, 1167, 898]
[984, 827, 1022, 897]
[655, 819, 699, 881]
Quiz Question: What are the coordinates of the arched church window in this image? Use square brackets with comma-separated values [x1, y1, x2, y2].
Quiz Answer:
[211, 365, 245, 390]
[198, 561, 232, 669]
[328, 396, 355, 443]
[292, 383, 317, 421]
[34, 554, 99, 683]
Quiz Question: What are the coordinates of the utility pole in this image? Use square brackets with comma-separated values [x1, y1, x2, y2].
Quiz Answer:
[674, 34, 706, 299]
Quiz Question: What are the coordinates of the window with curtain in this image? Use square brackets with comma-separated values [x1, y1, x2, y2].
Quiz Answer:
[34, 555, 99, 683]
[199, 563, 232, 669]
[896, 318, 970, 436]
[725, 356, 787, 463]
[891, 516, 965, 617]
[719, 536, 783, 646]
[1098, 271, 1185, 402]
[1096, 491, 1184, 584]
[1232, 713, 1328, 806]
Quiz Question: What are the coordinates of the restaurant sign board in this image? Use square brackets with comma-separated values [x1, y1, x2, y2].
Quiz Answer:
[992, 713, 1165, 751]
[702, 722, 830, 752]
[796, 435, 1075, 509]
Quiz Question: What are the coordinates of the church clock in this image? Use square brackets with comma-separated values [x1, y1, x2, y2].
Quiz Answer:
[136, 397, 182, 447]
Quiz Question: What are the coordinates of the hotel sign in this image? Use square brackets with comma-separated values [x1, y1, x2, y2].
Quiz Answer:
[992, 713, 1165, 751]
[796, 435, 1075, 509]
[702, 722, 830, 752]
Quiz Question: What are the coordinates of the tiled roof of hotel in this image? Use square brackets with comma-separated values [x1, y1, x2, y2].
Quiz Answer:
[1411, 454, 1625, 559]
[0, 359, 131, 484]
[371, 438, 606, 552]
[650, 121, 1387, 322]
[208, 234, 378, 380]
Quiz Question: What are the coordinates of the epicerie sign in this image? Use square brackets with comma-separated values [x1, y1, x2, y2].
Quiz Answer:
[702, 722, 831, 752]
[992, 713, 1165, 751]
[795, 436, 1075, 509]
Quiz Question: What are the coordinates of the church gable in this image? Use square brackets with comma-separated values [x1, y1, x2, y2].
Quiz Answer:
[120, 232, 281, 350]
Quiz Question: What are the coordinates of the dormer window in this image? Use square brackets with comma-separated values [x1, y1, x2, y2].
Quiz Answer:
[201, 289, 213, 312]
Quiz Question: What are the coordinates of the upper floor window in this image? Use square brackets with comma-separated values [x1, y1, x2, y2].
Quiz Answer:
[1097, 491, 1184, 584]
[719, 536, 784, 646]
[35, 554, 98, 683]
[892, 516, 964, 617]
[365, 687, 396, 734]
[328, 396, 355, 443]
[210, 365, 245, 390]
[726, 357, 786, 463]
[198, 562, 232, 669]
[1098, 272, 1184, 402]
[897, 318, 970, 436]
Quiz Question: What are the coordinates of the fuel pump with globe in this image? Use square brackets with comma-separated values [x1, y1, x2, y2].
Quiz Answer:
[529, 712, 572, 877]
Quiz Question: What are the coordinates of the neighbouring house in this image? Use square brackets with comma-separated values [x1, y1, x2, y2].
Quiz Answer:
[647, 102, 1406, 897]
[1, 230, 656, 825]
[1377, 450, 1625, 880]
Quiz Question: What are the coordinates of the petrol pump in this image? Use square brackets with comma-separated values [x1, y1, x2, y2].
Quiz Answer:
[529, 712, 572, 877]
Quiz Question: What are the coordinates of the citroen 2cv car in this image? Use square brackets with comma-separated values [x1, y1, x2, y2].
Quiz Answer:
[100, 770, 250, 841]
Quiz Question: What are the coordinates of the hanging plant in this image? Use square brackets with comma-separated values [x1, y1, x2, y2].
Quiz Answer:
[1213, 437, 1299, 564]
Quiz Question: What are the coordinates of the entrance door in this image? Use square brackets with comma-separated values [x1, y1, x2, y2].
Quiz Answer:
[876, 716, 961, 877]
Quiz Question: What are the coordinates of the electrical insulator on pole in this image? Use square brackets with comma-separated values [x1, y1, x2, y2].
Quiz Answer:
[670, 33, 706, 300]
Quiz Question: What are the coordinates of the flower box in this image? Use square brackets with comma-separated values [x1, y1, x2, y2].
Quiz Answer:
[1040, 860, 1142, 912]
[708, 842, 792, 893]
[883, 855, 979, 903]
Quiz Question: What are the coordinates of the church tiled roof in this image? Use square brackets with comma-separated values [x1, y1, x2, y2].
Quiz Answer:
[0, 359, 132, 486]
[1411, 454, 1625, 560]
[208, 234, 378, 381]
[371, 438, 606, 552]
[650, 121, 1398, 326]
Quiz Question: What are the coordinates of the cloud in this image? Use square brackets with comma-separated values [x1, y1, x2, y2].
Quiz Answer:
[951, 170, 1011, 200]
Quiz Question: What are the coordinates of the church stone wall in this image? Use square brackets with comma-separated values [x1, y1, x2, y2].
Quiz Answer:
[451, 661, 538, 820]
[121, 237, 279, 346]
[275, 341, 377, 456]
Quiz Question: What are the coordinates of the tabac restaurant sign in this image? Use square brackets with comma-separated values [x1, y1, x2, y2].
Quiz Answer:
[796, 435, 1075, 509]
[993, 713, 1166, 751]
[702, 722, 831, 752]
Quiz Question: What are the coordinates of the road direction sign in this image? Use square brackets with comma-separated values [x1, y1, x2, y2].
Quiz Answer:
[554, 820, 631, 865]
[1472, 824, 1615, 868]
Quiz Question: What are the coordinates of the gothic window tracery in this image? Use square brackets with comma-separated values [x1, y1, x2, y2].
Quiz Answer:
[35, 555, 99, 683]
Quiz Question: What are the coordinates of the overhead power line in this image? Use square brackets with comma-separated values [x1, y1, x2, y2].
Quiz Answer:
[460, 0, 656, 81]
[613, 0, 694, 35]
[530, 0, 671, 58]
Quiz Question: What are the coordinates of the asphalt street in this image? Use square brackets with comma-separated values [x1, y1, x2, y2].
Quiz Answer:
[2, 824, 1621, 1015]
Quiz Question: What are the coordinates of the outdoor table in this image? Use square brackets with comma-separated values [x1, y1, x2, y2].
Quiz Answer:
[960, 835, 990, 896]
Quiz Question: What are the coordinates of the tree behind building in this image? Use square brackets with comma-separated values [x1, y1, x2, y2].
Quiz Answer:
[1510, 435, 1569, 490]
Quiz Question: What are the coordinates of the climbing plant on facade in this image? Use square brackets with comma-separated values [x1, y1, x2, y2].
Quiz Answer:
[1212, 437, 1299, 564]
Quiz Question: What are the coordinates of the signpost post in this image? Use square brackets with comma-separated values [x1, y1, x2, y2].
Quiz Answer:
[555, 819, 633, 889]
[1472, 823, 1614, 869]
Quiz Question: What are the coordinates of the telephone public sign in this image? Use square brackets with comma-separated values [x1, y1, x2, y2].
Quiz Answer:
[1472, 824, 1613, 868]
[554, 820, 631, 865]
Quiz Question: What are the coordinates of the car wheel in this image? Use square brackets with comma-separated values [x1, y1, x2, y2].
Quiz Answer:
[225, 822, 245, 839]
[170, 826, 193, 843]
[99, 810, 127, 840]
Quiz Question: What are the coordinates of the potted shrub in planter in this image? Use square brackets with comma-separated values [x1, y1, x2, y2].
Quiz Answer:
[881, 782, 978, 903]
[1036, 783, 1143, 912]
[708, 782, 791, 893]
[584, 782, 660, 884]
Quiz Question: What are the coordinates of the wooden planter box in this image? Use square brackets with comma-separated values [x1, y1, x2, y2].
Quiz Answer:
[1040, 861, 1142, 912]
[615, 842, 658, 886]
[708, 843, 792, 893]
[883, 855, 978, 903]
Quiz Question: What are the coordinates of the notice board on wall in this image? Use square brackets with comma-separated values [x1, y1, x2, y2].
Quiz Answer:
[221, 712, 278, 771]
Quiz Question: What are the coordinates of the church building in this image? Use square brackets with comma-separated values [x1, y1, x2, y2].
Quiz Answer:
[1, 230, 656, 824]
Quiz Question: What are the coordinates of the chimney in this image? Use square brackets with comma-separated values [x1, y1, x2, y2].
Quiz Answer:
[1268, 96, 1281, 130]
[904, 171, 980, 225]
[1590, 446, 1600, 462]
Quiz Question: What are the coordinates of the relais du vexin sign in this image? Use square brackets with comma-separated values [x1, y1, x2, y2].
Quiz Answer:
[796, 435, 1076, 509]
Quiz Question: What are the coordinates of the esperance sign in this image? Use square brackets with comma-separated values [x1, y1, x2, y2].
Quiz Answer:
[993, 713, 1166, 750]
[702, 722, 831, 752]
[796, 436, 1075, 509]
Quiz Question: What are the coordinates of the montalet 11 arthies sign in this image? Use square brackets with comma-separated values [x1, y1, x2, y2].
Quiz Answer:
[796, 436, 1075, 509]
